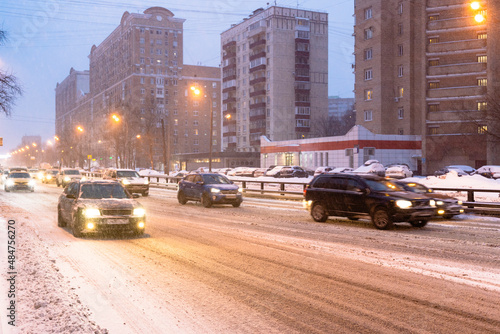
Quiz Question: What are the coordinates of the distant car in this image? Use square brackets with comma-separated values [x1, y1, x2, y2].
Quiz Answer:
[434, 166, 468, 177]
[328, 167, 354, 174]
[0, 170, 9, 184]
[447, 165, 476, 175]
[103, 168, 149, 196]
[57, 169, 83, 187]
[42, 169, 59, 183]
[303, 174, 435, 229]
[278, 166, 309, 178]
[385, 164, 413, 179]
[177, 173, 242, 208]
[253, 168, 269, 177]
[227, 167, 248, 177]
[28, 169, 38, 178]
[394, 181, 464, 219]
[352, 160, 386, 177]
[235, 167, 258, 177]
[314, 166, 336, 177]
[57, 180, 146, 237]
[4, 172, 35, 192]
[474, 165, 500, 179]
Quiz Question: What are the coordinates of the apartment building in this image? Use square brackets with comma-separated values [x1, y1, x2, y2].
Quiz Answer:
[220, 6, 329, 153]
[56, 7, 220, 170]
[354, 0, 500, 173]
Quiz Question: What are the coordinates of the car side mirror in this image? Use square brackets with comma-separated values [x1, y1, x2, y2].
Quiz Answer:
[66, 194, 76, 199]
[196, 181, 204, 185]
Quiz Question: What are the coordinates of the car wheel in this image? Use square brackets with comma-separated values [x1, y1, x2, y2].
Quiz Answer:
[72, 213, 84, 238]
[311, 202, 328, 222]
[177, 191, 187, 205]
[5, 187, 10, 192]
[201, 193, 212, 208]
[410, 220, 428, 228]
[57, 207, 66, 227]
[232, 200, 242, 208]
[371, 207, 393, 230]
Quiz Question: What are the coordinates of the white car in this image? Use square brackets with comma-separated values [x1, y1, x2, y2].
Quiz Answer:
[327, 167, 353, 174]
[314, 166, 336, 177]
[475, 165, 500, 179]
[385, 164, 413, 179]
[352, 160, 386, 177]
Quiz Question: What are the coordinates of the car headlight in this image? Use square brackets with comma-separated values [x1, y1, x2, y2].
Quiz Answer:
[429, 200, 436, 207]
[83, 208, 101, 218]
[122, 179, 130, 185]
[238, 187, 243, 194]
[133, 208, 146, 217]
[46, 175, 52, 180]
[28, 180, 36, 186]
[64, 176, 71, 182]
[81, 176, 87, 181]
[6, 180, 14, 186]
[396, 200, 412, 209]
[436, 200, 444, 206]
[210, 188, 221, 193]
[143, 179, 149, 185]
[457, 200, 463, 205]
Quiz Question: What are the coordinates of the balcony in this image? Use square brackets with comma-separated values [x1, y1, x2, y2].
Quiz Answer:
[250, 51, 266, 61]
[427, 85, 486, 99]
[250, 89, 266, 98]
[427, 39, 486, 54]
[222, 96, 236, 103]
[250, 77, 266, 86]
[249, 64, 266, 73]
[248, 25, 266, 38]
[250, 102, 266, 110]
[223, 51, 236, 60]
[222, 40, 236, 49]
[427, 17, 482, 31]
[222, 74, 237, 82]
[427, 62, 487, 77]
[250, 39, 266, 49]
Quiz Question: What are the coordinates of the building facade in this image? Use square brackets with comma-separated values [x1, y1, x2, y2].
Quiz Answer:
[328, 96, 354, 118]
[221, 6, 329, 153]
[354, 0, 500, 173]
[56, 7, 221, 171]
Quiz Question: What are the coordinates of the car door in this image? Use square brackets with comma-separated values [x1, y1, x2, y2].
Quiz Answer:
[191, 175, 205, 198]
[60, 182, 78, 223]
[343, 177, 369, 215]
[181, 175, 195, 198]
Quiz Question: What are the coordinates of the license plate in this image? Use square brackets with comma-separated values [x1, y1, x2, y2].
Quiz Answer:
[105, 218, 129, 225]
[224, 195, 237, 199]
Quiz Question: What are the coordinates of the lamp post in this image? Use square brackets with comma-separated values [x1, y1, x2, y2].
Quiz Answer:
[190, 85, 214, 172]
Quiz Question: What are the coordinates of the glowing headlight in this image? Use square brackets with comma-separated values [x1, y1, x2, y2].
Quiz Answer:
[122, 179, 130, 185]
[133, 208, 146, 217]
[238, 187, 243, 194]
[458, 200, 463, 205]
[64, 176, 71, 182]
[6, 180, 14, 186]
[210, 188, 221, 193]
[83, 208, 101, 218]
[46, 175, 52, 180]
[143, 179, 149, 185]
[137, 222, 145, 229]
[438, 209, 445, 215]
[436, 200, 444, 206]
[429, 200, 436, 207]
[28, 180, 36, 186]
[86, 222, 96, 230]
[396, 200, 412, 209]
[81, 176, 87, 181]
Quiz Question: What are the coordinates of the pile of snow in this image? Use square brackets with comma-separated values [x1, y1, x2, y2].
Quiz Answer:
[138, 169, 163, 176]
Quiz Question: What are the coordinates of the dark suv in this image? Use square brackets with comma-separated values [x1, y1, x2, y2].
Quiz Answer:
[303, 174, 436, 229]
[177, 173, 242, 208]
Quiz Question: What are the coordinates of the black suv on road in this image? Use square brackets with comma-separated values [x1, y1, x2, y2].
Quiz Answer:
[178, 173, 242, 208]
[303, 174, 436, 229]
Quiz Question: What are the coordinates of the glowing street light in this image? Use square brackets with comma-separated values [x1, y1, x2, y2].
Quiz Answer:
[112, 114, 120, 122]
[190, 85, 214, 172]
[77, 125, 84, 132]
[471, 1, 480, 10]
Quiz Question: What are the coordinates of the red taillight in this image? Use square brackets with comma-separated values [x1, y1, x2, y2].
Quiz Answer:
[303, 185, 309, 196]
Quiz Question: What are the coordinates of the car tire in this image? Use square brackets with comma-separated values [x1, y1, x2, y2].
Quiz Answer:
[57, 207, 66, 227]
[5, 187, 10, 192]
[410, 220, 428, 228]
[232, 200, 242, 208]
[371, 207, 393, 230]
[142, 191, 149, 197]
[201, 193, 212, 208]
[177, 191, 187, 205]
[72, 213, 84, 238]
[311, 202, 328, 222]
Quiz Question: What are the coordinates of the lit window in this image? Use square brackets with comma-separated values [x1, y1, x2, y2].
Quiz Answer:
[428, 82, 439, 89]
[429, 15, 439, 21]
[477, 102, 487, 111]
[478, 125, 487, 134]
[477, 55, 487, 63]
[428, 126, 439, 135]
[478, 32, 487, 39]
[398, 87, 404, 97]
[364, 89, 373, 101]
[428, 104, 440, 112]
[429, 59, 439, 66]
[478, 78, 487, 86]
[429, 37, 439, 44]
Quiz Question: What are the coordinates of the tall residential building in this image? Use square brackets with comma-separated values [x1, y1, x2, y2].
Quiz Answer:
[220, 6, 329, 153]
[56, 7, 220, 170]
[354, 0, 500, 173]
[328, 96, 354, 118]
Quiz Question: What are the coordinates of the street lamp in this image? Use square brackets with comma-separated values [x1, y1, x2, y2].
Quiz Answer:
[190, 85, 214, 172]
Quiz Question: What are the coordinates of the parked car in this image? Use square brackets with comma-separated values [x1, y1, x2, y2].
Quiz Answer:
[385, 164, 413, 179]
[474, 165, 500, 179]
[393, 180, 464, 219]
[303, 174, 436, 229]
[0, 170, 9, 184]
[265, 166, 288, 177]
[28, 169, 38, 178]
[177, 173, 242, 208]
[237, 167, 258, 177]
[328, 167, 354, 174]
[103, 168, 150, 196]
[434, 166, 468, 177]
[447, 165, 476, 175]
[4, 171, 35, 192]
[314, 166, 336, 177]
[253, 168, 269, 177]
[42, 169, 59, 183]
[227, 167, 247, 176]
[351, 160, 386, 177]
[57, 180, 146, 237]
[56, 168, 83, 187]
[278, 166, 309, 178]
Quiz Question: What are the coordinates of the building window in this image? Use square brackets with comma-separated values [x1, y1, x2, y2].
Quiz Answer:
[478, 78, 487, 86]
[429, 59, 439, 66]
[429, 37, 439, 44]
[296, 119, 310, 127]
[478, 32, 487, 39]
[139, 38, 145, 44]
[398, 87, 404, 97]
[364, 110, 373, 121]
[364, 89, 373, 101]
[194, 129, 199, 136]
[398, 128, 404, 135]
[398, 65, 403, 77]
[398, 108, 404, 119]
[428, 104, 440, 112]
[364, 27, 373, 40]
[364, 48, 373, 60]
[398, 44, 404, 56]
[364, 7, 372, 20]
[428, 126, 439, 135]
[428, 82, 440, 89]
[477, 55, 487, 63]
[398, 23, 403, 35]
[478, 125, 487, 134]
[477, 102, 487, 111]
[398, 2, 403, 15]
[429, 15, 439, 21]
[364, 68, 373, 81]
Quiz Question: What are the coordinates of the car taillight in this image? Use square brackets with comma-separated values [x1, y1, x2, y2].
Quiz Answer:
[303, 185, 309, 196]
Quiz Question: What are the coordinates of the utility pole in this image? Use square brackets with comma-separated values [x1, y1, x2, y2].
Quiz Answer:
[161, 118, 168, 175]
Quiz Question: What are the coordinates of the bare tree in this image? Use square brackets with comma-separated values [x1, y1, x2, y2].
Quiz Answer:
[0, 30, 23, 116]
[314, 107, 356, 137]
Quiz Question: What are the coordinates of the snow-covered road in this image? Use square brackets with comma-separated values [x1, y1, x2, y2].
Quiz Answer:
[1, 183, 499, 333]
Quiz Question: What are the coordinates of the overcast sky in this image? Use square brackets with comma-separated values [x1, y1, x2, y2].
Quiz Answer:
[0, 0, 354, 155]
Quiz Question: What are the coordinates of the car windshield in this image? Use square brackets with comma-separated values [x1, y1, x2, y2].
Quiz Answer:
[80, 183, 131, 199]
[365, 179, 402, 192]
[50, 170, 59, 175]
[65, 170, 80, 175]
[117, 171, 140, 178]
[8, 173, 30, 178]
[400, 183, 429, 193]
[202, 174, 232, 184]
